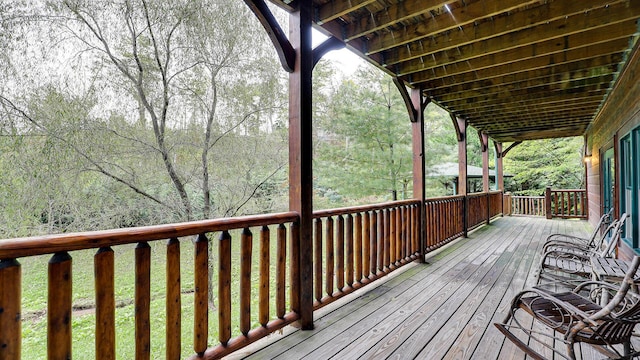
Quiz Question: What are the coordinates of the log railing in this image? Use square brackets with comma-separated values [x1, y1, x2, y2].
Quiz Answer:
[0, 213, 300, 360]
[424, 195, 465, 251]
[489, 191, 504, 219]
[0, 192, 505, 359]
[467, 192, 490, 230]
[511, 196, 546, 217]
[545, 188, 587, 219]
[312, 200, 420, 309]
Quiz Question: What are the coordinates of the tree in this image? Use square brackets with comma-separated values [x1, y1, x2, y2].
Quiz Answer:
[503, 137, 584, 195]
[314, 66, 413, 203]
[0, 0, 289, 234]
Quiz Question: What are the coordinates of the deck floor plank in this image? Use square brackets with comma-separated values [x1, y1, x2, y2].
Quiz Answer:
[231, 217, 620, 360]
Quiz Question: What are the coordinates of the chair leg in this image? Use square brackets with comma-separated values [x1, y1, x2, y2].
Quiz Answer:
[566, 342, 577, 360]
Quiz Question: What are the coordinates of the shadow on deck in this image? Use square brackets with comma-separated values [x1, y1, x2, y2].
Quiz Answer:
[227, 216, 593, 359]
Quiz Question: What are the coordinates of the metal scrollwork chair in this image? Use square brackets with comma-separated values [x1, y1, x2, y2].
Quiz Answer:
[537, 213, 627, 285]
[495, 256, 640, 360]
[542, 208, 614, 253]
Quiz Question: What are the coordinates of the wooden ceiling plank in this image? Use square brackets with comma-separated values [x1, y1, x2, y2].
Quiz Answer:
[343, 0, 446, 41]
[429, 59, 621, 99]
[316, 0, 378, 24]
[470, 110, 599, 125]
[410, 40, 628, 88]
[423, 53, 623, 93]
[441, 94, 607, 117]
[466, 101, 603, 120]
[393, 18, 638, 76]
[443, 90, 608, 113]
[366, 0, 542, 54]
[367, 0, 626, 55]
[437, 74, 614, 107]
[472, 104, 602, 120]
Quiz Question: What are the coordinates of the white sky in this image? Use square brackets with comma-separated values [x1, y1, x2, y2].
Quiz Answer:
[312, 29, 365, 75]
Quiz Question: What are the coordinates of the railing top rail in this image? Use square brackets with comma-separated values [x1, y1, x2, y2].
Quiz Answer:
[550, 189, 586, 192]
[488, 190, 503, 195]
[313, 199, 420, 218]
[512, 196, 545, 199]
[424, 194, 466, 202]
[467, 192, 490, 198]
[0, 211, 299, 260]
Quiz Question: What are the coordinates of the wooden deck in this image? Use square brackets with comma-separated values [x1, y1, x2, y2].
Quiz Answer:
[227, 216, 601, 359]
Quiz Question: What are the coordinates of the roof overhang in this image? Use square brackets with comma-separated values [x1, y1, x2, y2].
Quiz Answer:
[268, 0, 640, 143]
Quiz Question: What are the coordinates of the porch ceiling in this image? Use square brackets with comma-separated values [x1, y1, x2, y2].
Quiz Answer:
[270, 0, 640, 142]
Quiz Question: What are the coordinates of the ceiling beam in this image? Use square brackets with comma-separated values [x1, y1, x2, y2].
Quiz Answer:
[437, 74, 614, 108]
[367, 0, 637, 54]
[342, 0, 447, 41]
[423, 53, 623, 93]
[316, 0, 377, 24]
[443, 90, 608, 113]
[392, 18, 638, 77]
[410, 39, 628, 88]
[432, 69, 619, 102]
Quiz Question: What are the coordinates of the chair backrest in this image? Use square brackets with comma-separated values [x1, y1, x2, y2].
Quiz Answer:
[599, 213, 628, 258]
[587, 207, 614, 247]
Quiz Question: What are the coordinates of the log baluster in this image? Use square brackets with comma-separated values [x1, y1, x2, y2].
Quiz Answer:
[194, 234, 209, 354]
[389, 207, 396, 268]
[345, 214, 354, 287]
[383, 208, 390, 272]
[313, 218, 323, 302]
[219, 231, 232, 345]
[371, 211, 378, 276]
[354, 213, 363, 282]
[0, 259, 21, 359]
[289, 221, 300, 314]
[363, 211, 371, 279]
[48, 252, 72, 360]
[240, 228, 253, 335]
[377, 210, 384, 273]
[336, 215, 345, 292]
[166, 239, 181, 360]
[276, 224, 286, 318]
[135, 242, 151, 360]
[259, 226, 270, 326]
[95, 247, 115, 360]
[325, 216, 334, 297]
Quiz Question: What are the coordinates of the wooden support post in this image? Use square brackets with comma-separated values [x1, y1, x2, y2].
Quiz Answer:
[410, 87, 426, 262]
[479, 131, 490, 193]
[479, 131, 490, 225]
[495, 142, 505, 217]
[288, 3, 314, 330]
[495, 142, 504, 191]
[453, 116, 468, 236]
[545, 187, 553, 219]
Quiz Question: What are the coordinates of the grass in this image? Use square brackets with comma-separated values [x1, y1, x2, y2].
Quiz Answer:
[18, 227, 293, 359]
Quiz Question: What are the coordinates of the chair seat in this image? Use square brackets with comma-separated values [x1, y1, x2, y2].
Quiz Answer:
[591, 256, 640, 283]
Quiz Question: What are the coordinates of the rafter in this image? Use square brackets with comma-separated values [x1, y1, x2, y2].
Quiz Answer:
[316, 0, 377, 24]
[392, 18, 638, 77]
[410, 40, 628, 88]
[342, 0, 446, 41]
[438, 74, 614, 109]
[369, 0, 627, 54]
[423, 54, 622, 94]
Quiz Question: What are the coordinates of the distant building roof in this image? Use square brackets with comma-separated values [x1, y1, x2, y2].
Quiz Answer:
[428, 162, 513, 178]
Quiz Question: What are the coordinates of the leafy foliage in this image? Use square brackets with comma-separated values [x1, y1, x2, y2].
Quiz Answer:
[503, 137, 584, 195]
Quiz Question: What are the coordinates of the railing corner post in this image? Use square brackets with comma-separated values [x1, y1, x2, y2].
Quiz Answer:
[545, 187, 552, 219]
